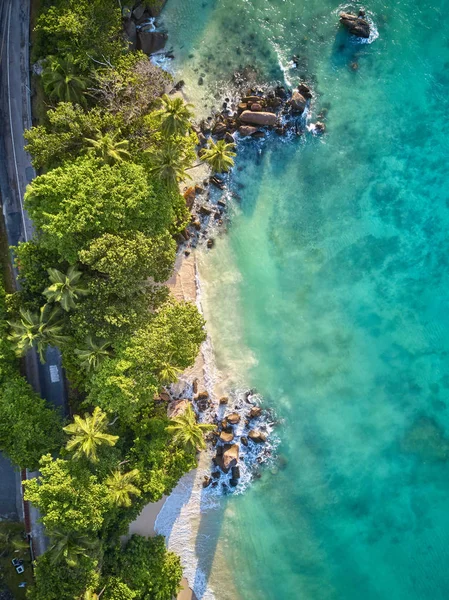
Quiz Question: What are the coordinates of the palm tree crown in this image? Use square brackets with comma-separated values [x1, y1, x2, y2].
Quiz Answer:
[63, 406, 118, 462]
[105, 469, 141, 507]
[48, 529, 98, 568]
[8, 304, 69, 363]
[166, 403, 216, 453]
[84, 129, 131, 165]
[146, 141, 192, 187]
[201, 138, 236, 173]
[75, 336, 112, 373]
[157, 94, 194, 137]
[43, 265, 88, 312]
[42, 55, 88, 106]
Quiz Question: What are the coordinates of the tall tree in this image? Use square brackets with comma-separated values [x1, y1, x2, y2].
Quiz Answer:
[145, 141, 192, 187]
[166, 404, 216, 453]
[48, 529, 98, 568]
[75, 336, 112, 373]
[156, 94, 194, 137]
[8, 304, 68, 362]
[201, 138, 236, 173]
[63, 406, 118, 462]
[105, 469, 141, 508]
[84, 129, 131, 165]
[44, 265, 88, 311]
[42, 55, 88, 105]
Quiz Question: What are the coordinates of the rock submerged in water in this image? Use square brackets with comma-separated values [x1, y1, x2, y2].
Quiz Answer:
[226, 412, 241, 425]
[249, 406, 262, 419]
[238, 125, 259, 137]
[240, 110, 278, 127]
[339, 12, 370, 38]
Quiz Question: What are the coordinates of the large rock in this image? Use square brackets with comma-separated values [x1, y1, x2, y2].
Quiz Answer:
[137, 31, 168, 55]
[248, 429, 268, 443]
[167, 399, 189, 418]
[240, 111, 277, 127]
[226, 412, 241, 425]
[239, 125, 259, 137]
[290, 91, 307, 113]
[215, 444, 239, 473]
[132, 4, 146, 21]
[219, 431, 234, 443]
[339, 12, 370, 38]
[123, 18, 137, 50]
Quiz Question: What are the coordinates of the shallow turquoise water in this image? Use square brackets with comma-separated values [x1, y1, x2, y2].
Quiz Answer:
[162, 0, 449, 598]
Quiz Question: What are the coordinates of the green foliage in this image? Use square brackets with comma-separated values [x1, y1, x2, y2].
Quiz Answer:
[24, 103, 123, 170]
[25, 157, 182, 263]
[48, 528, 99, 568]
[29, 551, 99, 600]
[79, 231, 176, 292]
[74, 336, 112, 374]
[110, 535, 182, 600]
[44, 265, 88, 311]
[34, 0, 124, 69]
[155, 94, 194, 137]
[8, 304, 69, 363]
[130, 417, 196, 501]
[0, 282, 17, 384]
[102, 577, 137, 600]
[105, 469, 141, 508]
[24, 455, 110, 534]
[167, 404, 216, 453]
[63, 406, 118, 462]
[42, 55, 88, 106]
[201, 138, 236, 173]
[145, 140, 193, 188]
[88, 300, 205, 422]
[0, 376, 63, 469]
[84, 129, 130, 164]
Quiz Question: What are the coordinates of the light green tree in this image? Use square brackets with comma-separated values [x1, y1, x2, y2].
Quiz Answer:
[63, 406, 118, 462]
[7, 304, 69, 362]
[105, 469, 141, 507]
[75, 336, 112, 373]
[48, 529, 98, 568]
[201, 138, 236, 173]
[156, 94, 194, 137]
[42, 55, 88, 105]
[145, 141, 192, 187]
[84, 129, 131, 165]
[44, 265, 88, 311]
[166, 404, 216, 453]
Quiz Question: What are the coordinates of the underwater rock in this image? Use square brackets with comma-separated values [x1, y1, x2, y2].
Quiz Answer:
[232, 465, 241, 479]
[206, 239, 214, 249]
[196, 391, 209, 400]
[203, 476, 212, 488]
[241, 436, 248, 446]
[339, 12, 370, 38]
[298, 83, 313, 99]
[219, 396, 229, 404]
[314, 121, 326, 133]
[240, 110, 277, 126]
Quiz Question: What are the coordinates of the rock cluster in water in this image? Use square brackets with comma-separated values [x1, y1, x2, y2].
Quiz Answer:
[339, 10, 371, 38]
[122, 1, 169, 55]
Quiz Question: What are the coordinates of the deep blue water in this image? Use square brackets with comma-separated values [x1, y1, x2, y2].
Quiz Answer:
[161, 1, 449, 598]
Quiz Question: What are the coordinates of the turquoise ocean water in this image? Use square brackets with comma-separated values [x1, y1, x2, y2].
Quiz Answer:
[160, 1, 449, 598]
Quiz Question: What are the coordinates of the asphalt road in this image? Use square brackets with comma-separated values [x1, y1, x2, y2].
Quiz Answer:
[0, 0, 67, 547]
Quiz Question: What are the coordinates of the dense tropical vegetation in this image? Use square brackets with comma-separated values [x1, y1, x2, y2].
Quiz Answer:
[0, 0, 231, 598]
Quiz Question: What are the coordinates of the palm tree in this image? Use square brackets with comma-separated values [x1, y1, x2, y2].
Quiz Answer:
[146, 141, 192, 187]
[0, 529, 28, 557]
[63, 406, 118, 462]
[201, 138, 236, 173]
[41, 55, 88, 106]
[8, 304, 69, 363]
[157, 94, 194, 137]
[158, 362, 182, 386]
[75, 336, 112, 373]
[48, 529, 98, 568]
[105, 469, 141, 507]
[43, 265, 88, 312]
[166, 404, 216, 453]
[84, 129, 131, 165]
